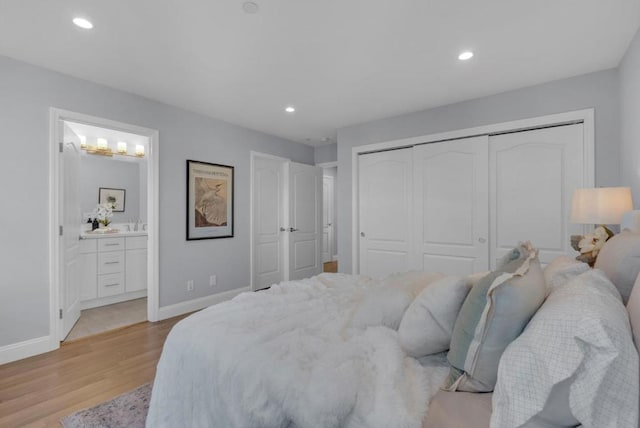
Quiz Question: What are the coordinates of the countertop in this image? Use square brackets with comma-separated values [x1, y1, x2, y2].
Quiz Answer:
[80, 229, 148, 239]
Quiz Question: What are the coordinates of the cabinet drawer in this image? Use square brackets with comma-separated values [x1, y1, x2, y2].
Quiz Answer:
[126, 236, 148, 250]
[98, 251, 125, 274]
[79, 239, 97, 254]
[98, 273, 125, 297]
[98, 238, 125, 252]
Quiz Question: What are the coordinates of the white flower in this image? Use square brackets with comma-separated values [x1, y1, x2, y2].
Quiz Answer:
[93, 203, 114, 223]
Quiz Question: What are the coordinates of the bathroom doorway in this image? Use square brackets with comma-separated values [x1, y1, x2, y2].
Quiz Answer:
[50, 109, 159, 345]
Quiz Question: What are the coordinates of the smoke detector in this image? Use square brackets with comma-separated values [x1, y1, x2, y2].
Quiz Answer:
[242, 2, 259, 14]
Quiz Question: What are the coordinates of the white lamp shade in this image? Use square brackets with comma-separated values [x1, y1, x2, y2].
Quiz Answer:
[571, 187, 633, 225]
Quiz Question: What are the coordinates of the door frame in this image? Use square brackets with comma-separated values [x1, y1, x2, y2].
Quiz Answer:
[49, 108, 160, 350]
[351, 108, 595, 274]
[249, 151, 290, 291]
[322, 174, 335, 263]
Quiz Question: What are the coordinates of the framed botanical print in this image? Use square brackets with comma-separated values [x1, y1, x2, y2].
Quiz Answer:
[186, 160, 234, 240]
[98, 187, 126, 212]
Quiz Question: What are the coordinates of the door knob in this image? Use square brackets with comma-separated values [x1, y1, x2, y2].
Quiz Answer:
[280, 227, 286, 232]
[360, 232, 365, 237]
[289, 227, 299, 232]
[478, 237, 486, 243]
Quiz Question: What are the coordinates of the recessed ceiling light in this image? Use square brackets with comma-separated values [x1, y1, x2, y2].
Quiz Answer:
[458, 51, 474, 61]
[73, 17, 94, 29]
[242, 2, 259, 14]
[285, 106, 296, 113]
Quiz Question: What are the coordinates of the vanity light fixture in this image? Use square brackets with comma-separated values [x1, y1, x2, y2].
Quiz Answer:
[117, 141, 128, 154]
[458, 51, 474, 61]
[285, 106, 296, 113]
[81, 138, 145, 158]
[73, 17, 94, 30]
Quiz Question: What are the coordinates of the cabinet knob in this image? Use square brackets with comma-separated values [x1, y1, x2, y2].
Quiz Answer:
[478, 237, 486, 243]
[361, 232, 365, 237]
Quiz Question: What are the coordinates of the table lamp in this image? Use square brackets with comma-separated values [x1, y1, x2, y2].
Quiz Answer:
[570, 187, 633, 265]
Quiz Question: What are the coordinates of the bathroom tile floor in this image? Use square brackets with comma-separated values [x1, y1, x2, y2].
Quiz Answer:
[65, 297, 147, 342]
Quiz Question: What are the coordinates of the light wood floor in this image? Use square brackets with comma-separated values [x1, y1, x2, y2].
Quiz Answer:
[323, 260, 338, 273]
[0, 314, 188, 428]
[65, 298, 147, 342]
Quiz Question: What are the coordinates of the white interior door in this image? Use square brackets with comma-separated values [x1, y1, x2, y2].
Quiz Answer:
[252, 157, 287, 290]
[358, 148, 413, 278]
[413, 136, 489, 275]
[289, 162, 323, 280]
[489, 124, 585, 267]
[322, 175, 334, 263]
[60, 123, 82, 339]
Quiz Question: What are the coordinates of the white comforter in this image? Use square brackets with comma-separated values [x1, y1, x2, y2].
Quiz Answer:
[146, 274, 449, 428]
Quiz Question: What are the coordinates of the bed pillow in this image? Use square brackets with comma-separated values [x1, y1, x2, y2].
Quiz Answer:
[626, 272, 640, 354]
[543, 256, 589, 294]
[444, 242, 545, 392]
[492, 269, 639, 428]
[348, 271, 445, 330]
[398, 276, 471, 357]
[594, 230, 640, 304]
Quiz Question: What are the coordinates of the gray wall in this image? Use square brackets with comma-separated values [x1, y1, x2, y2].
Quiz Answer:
[314, 143, 338, 164]
[620, 28, 640, 206]
[0, 55, 313, 347]
[337, 69, 621, 274]
[79, 156, 142, 224]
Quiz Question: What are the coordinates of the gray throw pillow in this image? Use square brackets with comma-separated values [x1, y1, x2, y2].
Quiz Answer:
[444, 242, 546, 392]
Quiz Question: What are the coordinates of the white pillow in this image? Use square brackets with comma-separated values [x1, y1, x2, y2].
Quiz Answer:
[543, 256, 589, 294]
[398, 276, 471, 357]
[348, 271, 444, 330]
[594, 230, 640, 304]
[492, 269, 639, 428]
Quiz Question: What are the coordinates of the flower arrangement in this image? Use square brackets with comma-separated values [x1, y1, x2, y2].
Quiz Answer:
[570, 226, 613, 266]
[94, 203, 114, 227]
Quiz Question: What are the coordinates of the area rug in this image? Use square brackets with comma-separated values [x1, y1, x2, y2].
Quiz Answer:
[61, 383, 151, 428]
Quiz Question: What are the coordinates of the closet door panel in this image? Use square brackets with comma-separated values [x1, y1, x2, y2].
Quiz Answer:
[414, 136, 489, 276]
[358, 148, 413, 278]
[489, 124, 585, 267]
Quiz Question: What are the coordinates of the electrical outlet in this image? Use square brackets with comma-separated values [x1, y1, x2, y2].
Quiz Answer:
[187, 280, 194, 291]
[209, 275, 217, 287]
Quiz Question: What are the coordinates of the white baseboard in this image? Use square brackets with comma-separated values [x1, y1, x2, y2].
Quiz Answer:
[157, 287, 251, 321]
[0, 335, 52, 366]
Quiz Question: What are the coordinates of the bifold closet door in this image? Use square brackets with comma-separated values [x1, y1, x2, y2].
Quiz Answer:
[413, 136, 489, 275]
[489, 124, 585, 267]
[359, 148, 413, 278]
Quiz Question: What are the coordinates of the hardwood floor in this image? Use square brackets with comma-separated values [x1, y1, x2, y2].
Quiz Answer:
[323, 260, 338, 273]
[0, 314, 188, 428]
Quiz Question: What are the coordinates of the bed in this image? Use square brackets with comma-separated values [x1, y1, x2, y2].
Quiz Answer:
[147, 214, 640, 428]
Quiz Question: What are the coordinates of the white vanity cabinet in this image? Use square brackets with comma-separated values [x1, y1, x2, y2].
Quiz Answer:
[79, 233, 147, 309]
[125, 236, 147, 293]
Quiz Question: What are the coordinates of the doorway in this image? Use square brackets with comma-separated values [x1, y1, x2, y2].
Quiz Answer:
[250, 153, 323, 291]
[50, 109, 159, 347]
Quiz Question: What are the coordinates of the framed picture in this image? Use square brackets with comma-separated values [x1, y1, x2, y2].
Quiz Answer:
[98, 187, 126, 212]
[186, 160, 234, 240]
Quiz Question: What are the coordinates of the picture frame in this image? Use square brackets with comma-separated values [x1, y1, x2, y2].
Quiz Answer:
[98, 187, 126, 212]
[186, 159, 234, 240]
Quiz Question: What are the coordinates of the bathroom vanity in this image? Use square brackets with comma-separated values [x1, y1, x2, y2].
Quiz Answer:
[78, 230, 148, 309]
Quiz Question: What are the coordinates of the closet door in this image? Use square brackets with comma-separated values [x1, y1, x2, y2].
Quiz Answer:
[289, 162, 323, 281]
[489, 124, 585, 267]
[413, 136, 489, 275]
[358, 148, 413, 278]
[252, 157, 287, 290]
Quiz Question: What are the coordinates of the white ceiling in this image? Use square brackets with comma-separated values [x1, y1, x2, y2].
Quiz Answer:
[1, 1, 639, 146]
